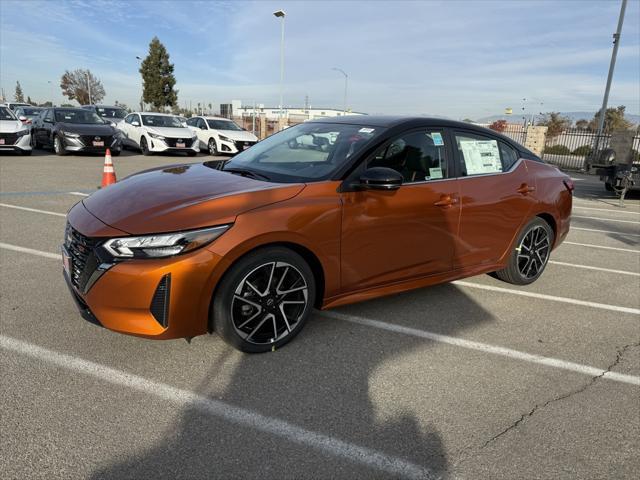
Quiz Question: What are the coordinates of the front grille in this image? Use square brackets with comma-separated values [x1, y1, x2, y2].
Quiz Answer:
[150, 275, 171, 328]
[0, 132, 19, 145]
[234, 140, 256, 150]
[79, 135, 112, 147]
[165, 137, 195, 148]
[65, 224, 99, 292]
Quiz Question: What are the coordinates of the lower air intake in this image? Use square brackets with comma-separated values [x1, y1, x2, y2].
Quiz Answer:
[150, 274, 171, 328]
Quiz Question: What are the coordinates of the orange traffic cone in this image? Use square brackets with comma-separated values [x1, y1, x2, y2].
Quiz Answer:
[101, 149, 117, 187]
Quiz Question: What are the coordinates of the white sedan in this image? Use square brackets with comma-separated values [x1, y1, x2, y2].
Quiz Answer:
[0, 105, 32, 155]
[118, 112, 199, 156]
[186, 116, 258, 156]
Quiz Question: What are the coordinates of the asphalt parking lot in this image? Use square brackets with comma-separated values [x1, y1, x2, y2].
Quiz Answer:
[1, 149, 639, 480]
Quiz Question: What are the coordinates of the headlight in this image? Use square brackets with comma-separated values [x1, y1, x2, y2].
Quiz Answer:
[63, 131, 80, 138]
[219, 135, 230, 142]
[16, 129, 30, 137]
[148, 132, 165, 140]
[102, 225, 231, 259]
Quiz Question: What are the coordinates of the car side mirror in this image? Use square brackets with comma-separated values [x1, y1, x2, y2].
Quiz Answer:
[19, 116, 27, 122]
[131, 121, 140, 127]
[200, 125, 207, 130]
[357, 167, 403, 191]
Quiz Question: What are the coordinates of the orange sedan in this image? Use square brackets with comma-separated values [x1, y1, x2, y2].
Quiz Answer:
[63, 117, 572, 352]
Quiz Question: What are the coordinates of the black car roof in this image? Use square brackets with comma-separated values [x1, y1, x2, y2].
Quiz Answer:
[309, 115, 537, 156]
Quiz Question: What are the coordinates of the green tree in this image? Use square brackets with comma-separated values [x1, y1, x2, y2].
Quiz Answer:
[60, 69, 105, 104]
[462, 118, 474, 123]
[537, 112, 571, 138]
[14, 81, 24, 102]
[575, 119, 589, 130]
[588, 105, 633, 132]
[26, 96, 33, 105]
[139, 37, 178, 110]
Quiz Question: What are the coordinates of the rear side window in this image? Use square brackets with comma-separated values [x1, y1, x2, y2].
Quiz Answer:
[499, 142, 519, 170]
[455, 133, 502, 176]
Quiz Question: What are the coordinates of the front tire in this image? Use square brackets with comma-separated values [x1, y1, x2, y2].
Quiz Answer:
[208, 138, 218, 156]
[53, 135, 67, 156]
[20, 149, 32, 156]
[212, 247, 316, 353]
[494, 217, 554, 285]
[604, 182, 614, 192]
[140, 136, 152, 156]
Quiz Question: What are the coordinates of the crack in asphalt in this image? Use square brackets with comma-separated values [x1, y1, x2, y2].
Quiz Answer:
[479, 341, 640, 449]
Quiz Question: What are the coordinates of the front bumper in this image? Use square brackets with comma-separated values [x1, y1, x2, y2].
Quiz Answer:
[62, 135, 122, 153]
[148, 137, 199, 153]
[0, 132, 31, 152]
[218, 138, 257, 155]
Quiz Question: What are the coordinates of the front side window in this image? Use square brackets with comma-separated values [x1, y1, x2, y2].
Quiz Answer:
[455, 133, 503, 176]
[141, 115, 183, 128]
[368, 130, 448, 183]
[223, 122, 384, 183]
[0, 106, 15, 120]
[186, 117, 197, 127]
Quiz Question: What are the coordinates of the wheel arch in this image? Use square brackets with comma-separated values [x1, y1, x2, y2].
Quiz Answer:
[207, 241, 326, 332]
[535, 212, 557, 241]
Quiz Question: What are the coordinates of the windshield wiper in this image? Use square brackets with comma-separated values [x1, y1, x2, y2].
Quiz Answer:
[223, 167, 271, 181]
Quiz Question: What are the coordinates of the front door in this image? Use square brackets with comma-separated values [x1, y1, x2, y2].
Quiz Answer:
[452, 130, 536, 268]
[340, 128, 460, 291]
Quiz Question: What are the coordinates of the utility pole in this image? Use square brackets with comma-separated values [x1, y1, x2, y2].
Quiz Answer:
[594, 0, 627, 153]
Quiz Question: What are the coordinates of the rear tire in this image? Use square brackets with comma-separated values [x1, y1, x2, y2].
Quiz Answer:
[140, 137, 152, 156]
[494, 217, 554, 285]
[212, 247, 316, 353]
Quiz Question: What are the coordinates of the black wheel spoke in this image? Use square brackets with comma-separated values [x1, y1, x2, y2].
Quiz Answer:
[517, 225, 550, 279]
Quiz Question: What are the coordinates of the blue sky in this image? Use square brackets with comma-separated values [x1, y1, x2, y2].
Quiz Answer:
[1, 0, 638, 119]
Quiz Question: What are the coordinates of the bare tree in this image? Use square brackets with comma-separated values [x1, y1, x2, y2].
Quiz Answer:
[60, 69, 105, 105]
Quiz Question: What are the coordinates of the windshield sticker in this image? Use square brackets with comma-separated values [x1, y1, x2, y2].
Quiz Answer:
[429, 167, 443, 179]
[431, 132, 444, 146]
[459, 139, 502, 175]
[359, 128, 375, 134]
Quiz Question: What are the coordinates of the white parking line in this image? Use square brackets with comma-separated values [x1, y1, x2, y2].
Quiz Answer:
[563, 241, 640, 253]
[573, 206, 640, 216]
[0, 242, 61, 260]
[0, 335, 435, 480]
[571, 227, 640, 237]
[321, 311, 639, 386]
[453, 281, 640, 315]
[68, 191, 90, 197]
[0, 203, 66, 217]
[548, 260, 639, 277]
[572, 215, 640, 225]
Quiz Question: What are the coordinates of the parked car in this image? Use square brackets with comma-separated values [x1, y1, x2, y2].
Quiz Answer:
[118, 112, 198, 156]
[186, 116, 258, 155]
[31, 107, 123, 156]
[63, 116, 572, 352]
[0, 105, 32, 155]
[2, 101, 32, 111]
[15, 106, 43, 125]
[81, 105, 128, 127]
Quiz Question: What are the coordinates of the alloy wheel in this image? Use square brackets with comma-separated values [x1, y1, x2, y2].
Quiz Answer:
[54, 136, 61, 154]
[517, 225, 550, 279]
[208, 139, 217, 156]
[231, 261, 309, 345]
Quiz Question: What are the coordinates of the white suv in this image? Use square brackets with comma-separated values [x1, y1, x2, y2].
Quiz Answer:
[118, 112, 199, 156]
[186, 116, 258, 155]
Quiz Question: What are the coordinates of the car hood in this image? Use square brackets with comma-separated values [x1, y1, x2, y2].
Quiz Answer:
[146, 126, 194, 138]
[0, 119, 26, 133]
[216, 129, 258, 141]
[82, 162, 305, 234]
[57, 123, 115, 135]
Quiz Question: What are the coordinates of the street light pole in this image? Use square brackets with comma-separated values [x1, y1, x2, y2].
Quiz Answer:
[273, 10, 286, 129]
[47, 80, 54, 106]
[136, 56, 144, 112]
[594, 0, 627, 152]
[332, 67, 348, 114]
[85, 71, 92, 105]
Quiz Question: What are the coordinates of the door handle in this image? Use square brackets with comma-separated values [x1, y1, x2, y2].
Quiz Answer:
[434, 195, 459, 207]
[516, 184, 536, 195]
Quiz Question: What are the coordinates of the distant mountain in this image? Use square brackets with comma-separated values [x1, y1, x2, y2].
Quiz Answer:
[475, 111, 640, 126]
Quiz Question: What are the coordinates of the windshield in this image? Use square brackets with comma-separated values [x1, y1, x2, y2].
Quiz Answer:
[97, 107, 127, 119]
[55, 109, 105, 124]
[0, 107, 16, 120]
[19, 108, 42, 116]
[224, 122, 384, 183]
[207, 119, 243, 131]
[141, 115, 183, 128]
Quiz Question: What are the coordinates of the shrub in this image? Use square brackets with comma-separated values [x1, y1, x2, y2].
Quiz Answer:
[572, 145, 593, 156]
[544, 145, 571, 155]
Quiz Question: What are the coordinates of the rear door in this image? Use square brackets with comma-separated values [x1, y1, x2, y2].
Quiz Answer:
[452, 130, 535, 268]
[340, 128, 460, 291]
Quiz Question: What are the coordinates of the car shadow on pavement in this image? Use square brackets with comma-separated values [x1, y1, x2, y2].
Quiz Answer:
[90, 283, 493, 480]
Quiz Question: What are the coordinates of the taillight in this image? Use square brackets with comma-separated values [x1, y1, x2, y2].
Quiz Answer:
[563, 178, 574, 193]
